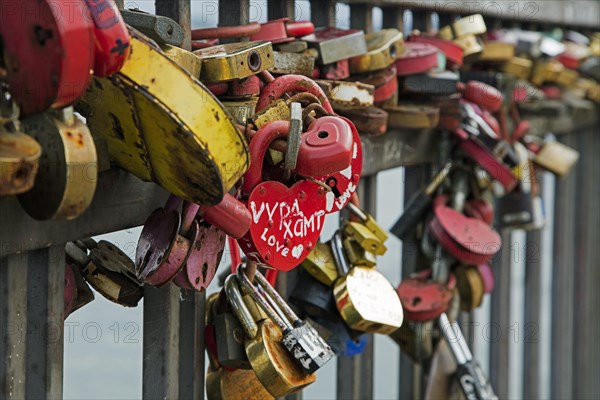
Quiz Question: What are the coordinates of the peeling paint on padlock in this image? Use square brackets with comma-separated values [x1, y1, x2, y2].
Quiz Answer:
[194, 41, 274, 82]
[316, 80, 375, 108]
[121, 9, 184, 46]
[271, 52, 316, 77]
[78, 29, 249, 205]
[349, 29, 405, 74]
[0, 129, 41, 196]
[335, 107, 388, 136]
[302, 27, 368, 65]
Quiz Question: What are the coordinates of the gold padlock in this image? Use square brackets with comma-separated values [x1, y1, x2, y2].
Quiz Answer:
[452, 14, 487, 38]
[226, 274, 315, 398]
[300, 240, 339, 286]
[194, 41, 274, 82]
[385, 104, 440, 130]
[346, 202, 389, 243]
[349, 29, 404, 74]
[479, 41, 515, 62]
[0, 97, 41, 196]
[343, 237, 376, 267]
[251, 99, 291, 129]
[502, 57, 533, 80]
[18, 107, 97, 220]
[78, 29, 249, 206]
[221, 98, 258, 125]
[331, 231, 403, 334]
[343, 221, 387, 256]
[454, 265, 485, 311]
[438, 25, 454, 41]
[160, 44, 203, 77]
[533, 140, 580, 177]
[557, 68, 579, 87]
[454, 35, 484, 59]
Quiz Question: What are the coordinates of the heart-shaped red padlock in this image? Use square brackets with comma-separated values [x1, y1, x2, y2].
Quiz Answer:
[397, 271, 455, 321]
[239, 179, 327, 271]
[429, 198, 501, 265]
[83, 0, 131, 77]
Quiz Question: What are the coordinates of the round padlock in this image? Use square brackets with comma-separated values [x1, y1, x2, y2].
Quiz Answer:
[408, 34, 464, 68]
[463, 81, 504, 112]
[397, 276, 454, 322]
[395, 42, 439, 76]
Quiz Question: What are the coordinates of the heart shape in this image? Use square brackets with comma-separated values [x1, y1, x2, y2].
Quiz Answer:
[238, 179, 327, 271]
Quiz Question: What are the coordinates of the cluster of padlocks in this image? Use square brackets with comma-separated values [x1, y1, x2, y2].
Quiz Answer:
[1, 2, 598, 398]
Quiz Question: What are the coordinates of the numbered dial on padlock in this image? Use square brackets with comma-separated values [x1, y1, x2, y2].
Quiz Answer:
[226, 271, 317, 398]
[331, 231, 403, 334]
[238, 266, 334, 374]
[0, 0, 95, 115]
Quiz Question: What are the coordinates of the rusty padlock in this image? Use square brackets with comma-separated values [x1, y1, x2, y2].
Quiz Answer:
[302, 27, 368, 65]
[350, 29, 404, 74]
[0, 0, 95, 115]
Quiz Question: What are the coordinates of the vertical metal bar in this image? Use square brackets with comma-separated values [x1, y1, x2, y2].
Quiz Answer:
[310, 0, 336, 28]
[573, 127, 600, 400]
[155, 0, 192, 50]
[0, 247, 64, 399]
[336, 177, 376, 400]
[178, 290, 205, 400]
[523, 227, 542, 400]
[381, 7, 404, 33]
[550, 133, 577, 399]
[268, 0, 295, 21]
[219, 0, 250, 26]
[349, 3, 373, 33]
[411, 10, 433, 33]
[489, 230, 511, 398]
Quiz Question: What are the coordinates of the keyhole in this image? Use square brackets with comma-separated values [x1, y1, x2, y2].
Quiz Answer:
[412, 296, 422, 306]
[389, 44, 397, 59]
[33, 25, 53, 46]
[247, 50, 261, 72]
[326, 177, 341, 197]
[317, 131, 329, 139]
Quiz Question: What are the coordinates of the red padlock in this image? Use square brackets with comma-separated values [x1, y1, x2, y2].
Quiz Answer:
[395, 42, 438, 76]
[352, 66, 398, 103]
[198, 193, 252, 239]
[83, 0, 131, 77]
[228, 75, 262, 97]
[238, 122, 328, 271]
[192, 22, 260, 40]
[320, 59, 350, 80]
[250, 18, 293, 44]
[0, 0, 95, 115]
[463, 81, 504, 113]
[463, 199, 495, 226]
[397, 270, 455, 321]
[256, 74, 334, 113]
[408, 34, 464, 68]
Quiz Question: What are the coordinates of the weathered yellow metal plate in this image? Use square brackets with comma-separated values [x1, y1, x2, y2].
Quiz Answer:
[160, 44, 203, 77]
[193, 41, 274, 82]
[349, 29, 404, 73]
[78, 30, 249, 205]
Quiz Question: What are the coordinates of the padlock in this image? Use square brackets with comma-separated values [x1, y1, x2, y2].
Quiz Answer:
[0, 97, 41, 196]
[193, 41, 274, 82]
[66, 240, 142, 307]
[342, 237, 376, 267]
[463, 81, 504, 113]
[0, 0, 95, 115]
[397, 271, 455, 321]
[388, 321, 435, 364]
[390, 162, 452, 241]
[502, 57, 533, 80]
[438, 313, 499, 400]
[316, 80, 374, 108]
[385, 104, 440, 129]
[238, 266, 334, 374]
[238, 121, 328, 270]
[256, 74, 334, 114]
[346, 202, 389, 244]
[464, 199, 495, 226]
[173, 222, 226, 291]
[532, 139, 580, 177]
[335, 106, 388, 136]
[18, 108, 97, 220]
[64, 263, 77, 318]
[428, 196, 501, 265]
[351, 66, 398, 104]
[78, 29, 249, 205]
[302, 27, 368, 65]
[349, 29, 404, 74]
[252, 100, 291, 129]
[402, 71, 460, 96]
[309, 316, 368, 356]
[478, 41, 515, 63]
[121, 9, 184, 46]
[438, 25, 454, 40]
[227, 75, 263, 98]
[331, 231, 403, 334]
[319, 59, 350, 80]
[454, 35, 484, 60]
[251, 19, 314, 44]
[271, 52, 316, 76]
[495, 183, 535, 228]
[301, 240, 339, 286]
[197, 193, 253, 239]
[452, 14, 487, 38]
[454, 265, 485, 311]
[63, 260, 95, 318]
[289, 269, 340, 321]
[83, 0, 130, 77]
[408, 34, 464, 69]
[276, 40, 309, 53]
[395, 42, 439, 76]
[135, 197, 199, 286]
[343, 221, 386, 256]
[579, 56, 600, 81]
[221, 98, 258, 125]
[160, 44, 203, 77]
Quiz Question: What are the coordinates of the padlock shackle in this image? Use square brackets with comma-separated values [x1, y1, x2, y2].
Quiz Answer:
[191, 22, 261, 40]
[330, 230, 350, 275]
[180, 201, 200, 236]
[224, 274, 259, 339]
[254, 270, 301, 326]
[256, 74, 334, 114]
[242, 120, 290, 196]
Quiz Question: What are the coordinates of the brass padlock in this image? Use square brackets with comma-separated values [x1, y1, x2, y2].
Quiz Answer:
[349, 29, 404, 74]
[78, 29, 249, 205]
[160, 44, 203, 77]
[502, 57, 533, 80]
[0, 97, 41, 196]
[385, 104, 440, 130]
[331, 231, 403, 334]
[227, 271, 316, 398]
[194, 41, 274, 82]
[452, 14, 487, 38]
[251, 99, 291, 129]
[221, 98, 258, 125]
[18, 107, 97, 220]
[342, 236, 376, 267]
[479, 41, 515, 62]
[346, 202, 388, 243]
[533, 139, 580, 177]
[343, 221, 387, 256]
[454, 265, 485, 311]
[301, 240, 339, 287]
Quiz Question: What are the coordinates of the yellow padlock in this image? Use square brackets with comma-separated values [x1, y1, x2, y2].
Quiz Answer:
[452, 14, 487, 38]
[194, 41, 274, 82]
[300, 240, 339, 286]
[221, 98, 258, 125]
[438, 25, 454, 41]
[251, 99, 291, 129]
[343, 221, 387, 256]
[160, 44, 202, 77]
[385, 104, 440, 130]
[78, 29, 249, 206]
[349, 29, 405, 74]
[343, 236, 376, 267]
[502, 57, 533, 80]
[454, 35, 484, 59]
[479, 41, 515, 62]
